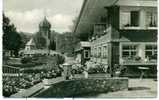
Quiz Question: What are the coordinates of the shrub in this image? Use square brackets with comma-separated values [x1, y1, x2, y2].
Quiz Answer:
[88, 67, 97, 74]
[8, 63, 42, 68]
[135, 56, 141, 61]
[3, 56, 10, 64]
[3, 56, 10, 61]
[56, 54, 65, 64]
[88, 64, 106, 74]
[21, 57, 32, 64]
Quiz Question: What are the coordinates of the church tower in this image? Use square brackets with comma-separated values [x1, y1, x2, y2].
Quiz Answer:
[39, 16, 51, 50]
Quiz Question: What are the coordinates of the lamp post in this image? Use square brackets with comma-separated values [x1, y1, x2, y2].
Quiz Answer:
[62, 62, 72, 80]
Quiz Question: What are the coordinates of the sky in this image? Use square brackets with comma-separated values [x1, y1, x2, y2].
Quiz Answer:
[3, 0, 83, 34]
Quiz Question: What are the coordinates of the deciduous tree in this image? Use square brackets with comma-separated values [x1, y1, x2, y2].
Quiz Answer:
[3, 13, 22, 57]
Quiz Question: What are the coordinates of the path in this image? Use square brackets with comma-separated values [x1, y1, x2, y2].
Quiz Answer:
[82, 79, 157, 98]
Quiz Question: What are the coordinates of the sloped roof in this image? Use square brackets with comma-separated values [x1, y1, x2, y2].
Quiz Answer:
[26, 38, 35, 46]
[80, 41, 91, 47]
[39, 17, 51, 28]
[73, 0, 117, 34]
[75, 41, 91, 52]
[73, 0, 157, 34]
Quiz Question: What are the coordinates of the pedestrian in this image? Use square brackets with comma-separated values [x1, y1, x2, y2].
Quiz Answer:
[114, 64, 121, 77]
[140, 71, 144, 79]
[71, 69, 76, 79]
[83, 65, 88, 78]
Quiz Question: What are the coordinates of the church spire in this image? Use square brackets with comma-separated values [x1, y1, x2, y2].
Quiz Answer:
[39, 15, 51, 29]
[44, 8, 47, 19]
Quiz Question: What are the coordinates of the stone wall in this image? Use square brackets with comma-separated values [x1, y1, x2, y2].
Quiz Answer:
[35, 78, 128, 98]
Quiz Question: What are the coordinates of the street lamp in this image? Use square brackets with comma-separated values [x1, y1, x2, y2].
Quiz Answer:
[62, 62, 72, 80]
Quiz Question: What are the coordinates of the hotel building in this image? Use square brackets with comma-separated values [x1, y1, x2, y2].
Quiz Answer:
[74, 0, 157, 77]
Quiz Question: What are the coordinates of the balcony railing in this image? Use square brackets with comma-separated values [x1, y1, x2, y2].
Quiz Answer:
[121, 56, 157, 65]
[93, 23, 109, 38]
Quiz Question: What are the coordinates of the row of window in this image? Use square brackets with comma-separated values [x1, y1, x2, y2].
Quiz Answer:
[91, 45, 108, 58]
[122, 44, 157, 60]
[91, 44, 157, 61]
[120, 10, 157, 28]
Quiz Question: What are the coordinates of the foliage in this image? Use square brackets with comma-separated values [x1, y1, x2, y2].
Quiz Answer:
[33, 32, 47, 49]
[56, 32, 79, 56]
[3, 13, 22, 57]
[56, 54, 65, 64]
[75, 32, 92, 41]
[88, 64, 106, 74]
[19, 32, 32, 48]
[135, 56, 141, 61]
[21, 57, 32, 64]
[70, 17, 92, 41]
[71, 64, 83, 74]
[20, 54, 65, 68]
[33, 31, 57, 50]
[49, 31, 58, 50]
[49, 39, 56, 50]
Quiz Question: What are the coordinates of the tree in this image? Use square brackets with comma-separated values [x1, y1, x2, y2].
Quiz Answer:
[49, 40, 56, 50]
[19, 32, 32, 48]
[75, 32, 91, 41]
[33, 32, 45, 49]
[3, 13, 22, 57]
[49, 31, 58, 50]
[56, 33, 65, 53]
[33, 30, 57, 50]
[56, 32, 79, 57]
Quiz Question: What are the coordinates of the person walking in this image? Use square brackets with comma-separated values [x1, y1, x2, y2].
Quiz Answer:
[83, 65, 88, 78]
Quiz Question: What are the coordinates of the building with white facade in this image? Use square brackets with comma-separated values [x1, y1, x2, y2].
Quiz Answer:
[74, 0, 157, 77]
